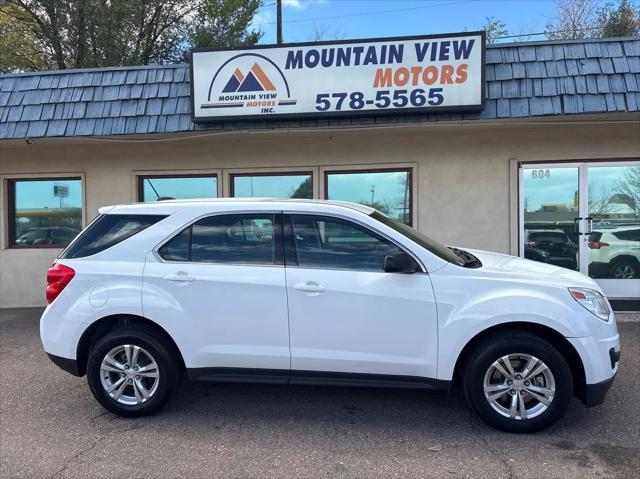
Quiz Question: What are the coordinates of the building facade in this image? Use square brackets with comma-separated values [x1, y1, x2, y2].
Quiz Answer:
[1, 36, 639, 309]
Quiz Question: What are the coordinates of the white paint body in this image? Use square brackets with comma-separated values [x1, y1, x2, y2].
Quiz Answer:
[40, 199, 619, 386]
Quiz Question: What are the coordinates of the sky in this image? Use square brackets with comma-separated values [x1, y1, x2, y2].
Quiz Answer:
[522, 165, 635, 212]
[250, 0, 610, 45]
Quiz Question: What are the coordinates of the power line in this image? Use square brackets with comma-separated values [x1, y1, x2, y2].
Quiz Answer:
[253, 0, 476, 26]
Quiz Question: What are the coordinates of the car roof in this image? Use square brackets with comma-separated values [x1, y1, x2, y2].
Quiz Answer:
[99, 198, 376, 216]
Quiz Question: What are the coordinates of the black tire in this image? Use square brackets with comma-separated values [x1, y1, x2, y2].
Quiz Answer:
[86, 326, 180, 417]
[463, 331, 573, 433]
[608, 259, 639, 279]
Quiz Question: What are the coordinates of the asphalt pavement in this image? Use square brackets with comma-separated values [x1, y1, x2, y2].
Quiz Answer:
[1, 308, 638, 479]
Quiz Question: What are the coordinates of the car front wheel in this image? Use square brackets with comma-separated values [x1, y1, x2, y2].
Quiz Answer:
[87, 326, 180, 417]
[463, 332, 573, 433]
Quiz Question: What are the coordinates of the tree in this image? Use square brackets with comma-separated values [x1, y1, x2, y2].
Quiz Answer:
[1, 0, 264, 72]
[0, 2, 51, 73]
[596, 0, 640, 37]
[482, 16, 508, 44]
[187, 0, 262, 55]
[545, 0, 599, 39]
[291, 177, 312, 199]
[309, 21, 346, 42]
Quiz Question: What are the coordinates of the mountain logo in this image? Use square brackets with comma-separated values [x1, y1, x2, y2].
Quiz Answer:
[222, 63, 276, 93]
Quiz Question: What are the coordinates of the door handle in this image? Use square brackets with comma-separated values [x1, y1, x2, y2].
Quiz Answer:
[164, 272, 195, 282]
[294, 281, 326, 293]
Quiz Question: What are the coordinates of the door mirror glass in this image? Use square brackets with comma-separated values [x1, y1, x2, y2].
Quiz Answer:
[383, 251, 419, 273]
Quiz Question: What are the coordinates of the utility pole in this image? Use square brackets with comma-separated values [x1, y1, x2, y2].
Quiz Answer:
[276, 0, 283, 45]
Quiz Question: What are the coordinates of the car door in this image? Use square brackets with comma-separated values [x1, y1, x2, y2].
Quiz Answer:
[142, 212, 290, 376]
[283, 213, 439, 379]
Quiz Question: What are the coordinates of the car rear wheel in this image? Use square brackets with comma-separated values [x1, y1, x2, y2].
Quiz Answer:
[609, 260, 639, 279]
[463, 332, 573, 433]
[87, 326, 180, 417]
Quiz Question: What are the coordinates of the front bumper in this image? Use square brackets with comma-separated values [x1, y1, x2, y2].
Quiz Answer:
[568, 315, 620, 406]
[47, 353, 82, 376]
[582, 374, 616, 407]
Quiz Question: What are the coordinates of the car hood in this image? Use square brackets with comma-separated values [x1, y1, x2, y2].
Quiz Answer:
[463, 248, 600, 291]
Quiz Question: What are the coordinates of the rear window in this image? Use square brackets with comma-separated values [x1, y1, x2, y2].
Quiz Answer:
[61, 214, 166, 259]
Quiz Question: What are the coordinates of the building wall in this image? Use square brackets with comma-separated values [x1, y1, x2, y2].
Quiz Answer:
[1, 120, 639, 308]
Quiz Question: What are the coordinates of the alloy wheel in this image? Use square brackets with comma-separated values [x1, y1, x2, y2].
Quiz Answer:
[483, 353, 555, 420]
[99, 344, 160, 406]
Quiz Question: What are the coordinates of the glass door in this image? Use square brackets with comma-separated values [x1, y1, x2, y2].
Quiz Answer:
[520, 161, 640, 299]
[521, 165, 581, 272]
[586, 163, 640, 298]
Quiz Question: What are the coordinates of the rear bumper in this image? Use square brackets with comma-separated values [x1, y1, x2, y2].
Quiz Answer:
[47, 353, 82, 377]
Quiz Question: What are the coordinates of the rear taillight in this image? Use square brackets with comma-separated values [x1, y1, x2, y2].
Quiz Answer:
[588, 241, 609, 249]
[46, 263, 75, 303]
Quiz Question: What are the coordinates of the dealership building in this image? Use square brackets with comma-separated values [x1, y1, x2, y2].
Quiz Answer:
[0, 34, 639, 309]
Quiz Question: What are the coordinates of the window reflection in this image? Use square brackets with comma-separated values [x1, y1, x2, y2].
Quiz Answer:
[140, 175, 217, 201]
[588, 165, 640, 280]
[326, 169, 411, 224]
[231, 174, 312, 199]
[522, 167, 579, 270]
[11, 178, 82, 247]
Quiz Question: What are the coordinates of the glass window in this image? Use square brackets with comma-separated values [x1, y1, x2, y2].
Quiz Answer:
[139, 175, 217, 202]
[62, 214, 166, 259]
[326, 169, 412, 224]
[231, 173, 312, 199]
[290, 215, 403, 271]
[10, 178, 82, 247]
[159, 214, 275, 265]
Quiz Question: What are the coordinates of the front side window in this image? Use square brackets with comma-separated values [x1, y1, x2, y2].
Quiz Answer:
[139, 175, 217, 202]
[231, 173, 312, 199]
[9, 178, 82, 247]
[159, 214, 276, 265]
[325, 169, 412, 224]
[290, 215, 403, 272]
[62, 214, 166, 259]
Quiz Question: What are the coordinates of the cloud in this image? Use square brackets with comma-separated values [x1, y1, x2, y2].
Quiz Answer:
[283, 0, 303, 8]
[283, 0, 328, 10]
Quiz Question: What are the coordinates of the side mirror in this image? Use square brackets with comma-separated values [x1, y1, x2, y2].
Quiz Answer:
[383, 251, 419, 274]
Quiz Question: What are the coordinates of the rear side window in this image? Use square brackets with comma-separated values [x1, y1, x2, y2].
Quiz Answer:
[158, 214, 276, 265]
[61, 214, 166, 259]
[613, 229, 640, 241]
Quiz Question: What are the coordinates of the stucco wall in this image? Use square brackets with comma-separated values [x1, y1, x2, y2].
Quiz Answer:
[1, 119, 639, 307]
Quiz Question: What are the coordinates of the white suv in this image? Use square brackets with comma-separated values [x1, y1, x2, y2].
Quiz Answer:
[41, 199, 620, 433]
[588, 226, 640, 279]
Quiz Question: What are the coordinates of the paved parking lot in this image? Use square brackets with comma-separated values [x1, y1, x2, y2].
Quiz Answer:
[1, 308, 638, 479]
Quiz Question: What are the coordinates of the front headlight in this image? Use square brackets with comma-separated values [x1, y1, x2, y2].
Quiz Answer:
[568, 288, 610, 321]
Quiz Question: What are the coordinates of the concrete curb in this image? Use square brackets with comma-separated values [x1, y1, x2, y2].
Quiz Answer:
[616, 313, 640, 323]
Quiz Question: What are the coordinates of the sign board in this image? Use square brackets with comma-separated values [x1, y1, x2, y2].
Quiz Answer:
[190, 32, 485, 122]
[53, 184, 69, 198]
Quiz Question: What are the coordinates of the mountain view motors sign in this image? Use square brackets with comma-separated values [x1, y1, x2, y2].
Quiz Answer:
[190, 32, 485, 121]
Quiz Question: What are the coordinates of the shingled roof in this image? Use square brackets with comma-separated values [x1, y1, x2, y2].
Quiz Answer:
[0, 37, 639, 140]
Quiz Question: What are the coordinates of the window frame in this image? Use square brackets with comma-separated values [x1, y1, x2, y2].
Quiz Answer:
[154, 211, 285, 267]
[323, 167, 414, 226]
[229, 170, 314, 199]
[137, 173, 219, 202]
[282, 212, 425, 273]
[6, 176, 84, 249]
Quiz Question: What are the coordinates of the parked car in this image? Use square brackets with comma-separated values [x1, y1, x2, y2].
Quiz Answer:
[524, 229, 578, 270]
[15, 226, 80, 246]
[41, 200, 620, 433]
[588, 226, 640, 279]
[524, 245, 550, 264]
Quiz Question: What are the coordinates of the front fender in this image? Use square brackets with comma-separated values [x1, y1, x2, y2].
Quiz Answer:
[430, 271, 602, 381]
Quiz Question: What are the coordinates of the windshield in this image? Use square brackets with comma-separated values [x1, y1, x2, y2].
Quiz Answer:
[370, 211, 466, 266]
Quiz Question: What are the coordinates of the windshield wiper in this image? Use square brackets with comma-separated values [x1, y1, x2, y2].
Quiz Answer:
[449, 247, 482, 268]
